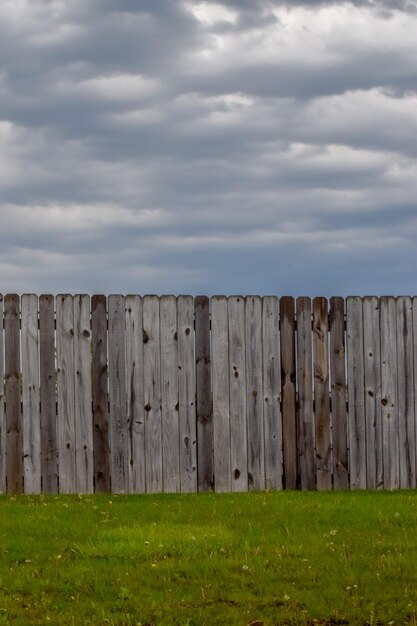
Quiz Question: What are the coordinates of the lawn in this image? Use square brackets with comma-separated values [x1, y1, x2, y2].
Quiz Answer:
[0, 491, 416, 625]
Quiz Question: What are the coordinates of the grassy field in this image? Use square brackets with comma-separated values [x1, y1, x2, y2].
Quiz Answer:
[0, 491, 416, 625]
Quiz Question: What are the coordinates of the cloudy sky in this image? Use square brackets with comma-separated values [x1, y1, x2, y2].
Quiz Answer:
[0, 0, 416, 296]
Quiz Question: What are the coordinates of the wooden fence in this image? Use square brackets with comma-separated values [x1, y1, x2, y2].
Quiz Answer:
[0, 294, 415, 494]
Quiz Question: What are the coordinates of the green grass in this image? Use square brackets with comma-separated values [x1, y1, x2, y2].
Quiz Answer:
[0, 491, 417, 625]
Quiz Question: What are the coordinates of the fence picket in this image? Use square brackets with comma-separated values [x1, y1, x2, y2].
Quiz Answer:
[280, 297, 297, 489]
[297, 297, 315, 490]
[5, 294, 22, 494]
[0, 296, 5, 494]
[195, 296, 213, 491]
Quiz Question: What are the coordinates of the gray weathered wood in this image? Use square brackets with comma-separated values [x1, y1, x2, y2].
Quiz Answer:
[91, 295, 110, 492]
[125, 295, 145, 493]
[178, 296, 197, 492]
[21, 294, 41, 494]
[329, 297, 348, 490]
[363, 296, 382, 489]
[160, 295, 179, 493]
[380, 296, 399, 489]
[280, 297, 297, 489]
[143, 295, 163, 493]
[396, 296, 415, 489]
[211, 296, 231, 492]
[108, 295, 128, 494]
[0, 296, 5, 494]
[56, 294, 76, 493]
[262, 296, 282, 490]
[195, 296, 213, 491]
[313, 298, 332, 491]
[246, 296, 264, 491]
[413, 297, 417, 488]
[346, 297, 366, 489]
[39, 295, 57, 494]
[74, 294, 94, 493]
[5, 295, 23, 493]
[296, 297, 315, 490]
[228, 296, 247, 492]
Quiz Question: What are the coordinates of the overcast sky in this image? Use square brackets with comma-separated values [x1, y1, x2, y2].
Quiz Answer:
[0, 0, 416, 296]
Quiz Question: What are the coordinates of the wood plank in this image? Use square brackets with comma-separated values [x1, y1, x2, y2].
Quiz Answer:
[4, 294, 22, 494]
[125, 295, 145, 493]
[178, 296, 197, 492]
[246, 296, 264, 491]
[56, 294, 76, 493]
[211, 296, 231, 492]
[296, 297, 315, 490]
[380, 296, 399, 489]
[262, 296, 282, 490]
[346, 296, 366, 489]
[143, 295, 163, 493]
[329, 297, 348, 490]
[228, 296, 247, 492]
[313, 298, 332, 491]
[396, 296, 415, 489]
[108, 295, 128, 494]
[21, 294, 41, 494]
[413, 297, 417, 489]
[195, 296, 213, 491]
[160, 295, 179, 493]
[0, 296, 5, 494]
[363, 296, 382, 489]
[91, 295, 110, 492]
[39, 295, 58, 494]
[280, 296, 297, 489]
[74, 294, 93, 493]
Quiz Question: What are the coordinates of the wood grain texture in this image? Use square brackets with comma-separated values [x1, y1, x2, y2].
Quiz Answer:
[296, 297, 315, 490]
[0, 296, 5, 493]
[246, 296, 264, 491]
[329, 297, 348, 490]
[262, 296, 282, 490]
[363, 296, 382, 489]
[178, 296, 197, 492]
[228, 296, 247, 492]
[160, 295, 179, 493]
[5, 295, 22, 493]
[39, 295, 57, 494]
[125, 295, 145, 493]
[21, 294, 41, 494]
[143, 296, 163, 493]
[396, 296, 415, 489]
[108, 295, 128, 494]
[91, 295, 110, 492]
[413, 297, 417, 489]
[195, 296, 213, 491]
[380, 296, 399, 489]
[74, 294, 93, 494]
[313, 298, 332, 491]
[211, 296, 231, 492]
[280, 297, 297, 489]
[56, 294, 76, 493]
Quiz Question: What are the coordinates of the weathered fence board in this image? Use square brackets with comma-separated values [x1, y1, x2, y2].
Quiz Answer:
[297, 297, 315, 490]
[125, 295, 145, 493]
[211, 296, 231, 492]
[262, 296, 282, 490]
[160, 295, 179, 493]
[346, 297, 366, 489]
[3, 293, 417, 494]
[21, 294, 41, 494]
[329, 297, 348, 490]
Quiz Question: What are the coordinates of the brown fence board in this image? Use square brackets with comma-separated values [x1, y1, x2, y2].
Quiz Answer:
[125, 295, 145, 493]
[195, 296, 213, 491]
[160, 295, 179, 493]
[0, 296, 5, 494]
[178, 296, 197, 492]
[39, 295, 57, 494]
[280, 296, 297, 489]
[329, 297, 348, 490]
[296, 297, 315, 490]
[5, 294, 22, 494]
[91, 295, 110, 492]
[21, 294, 41, 494]
[262, 296, 282, 490]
